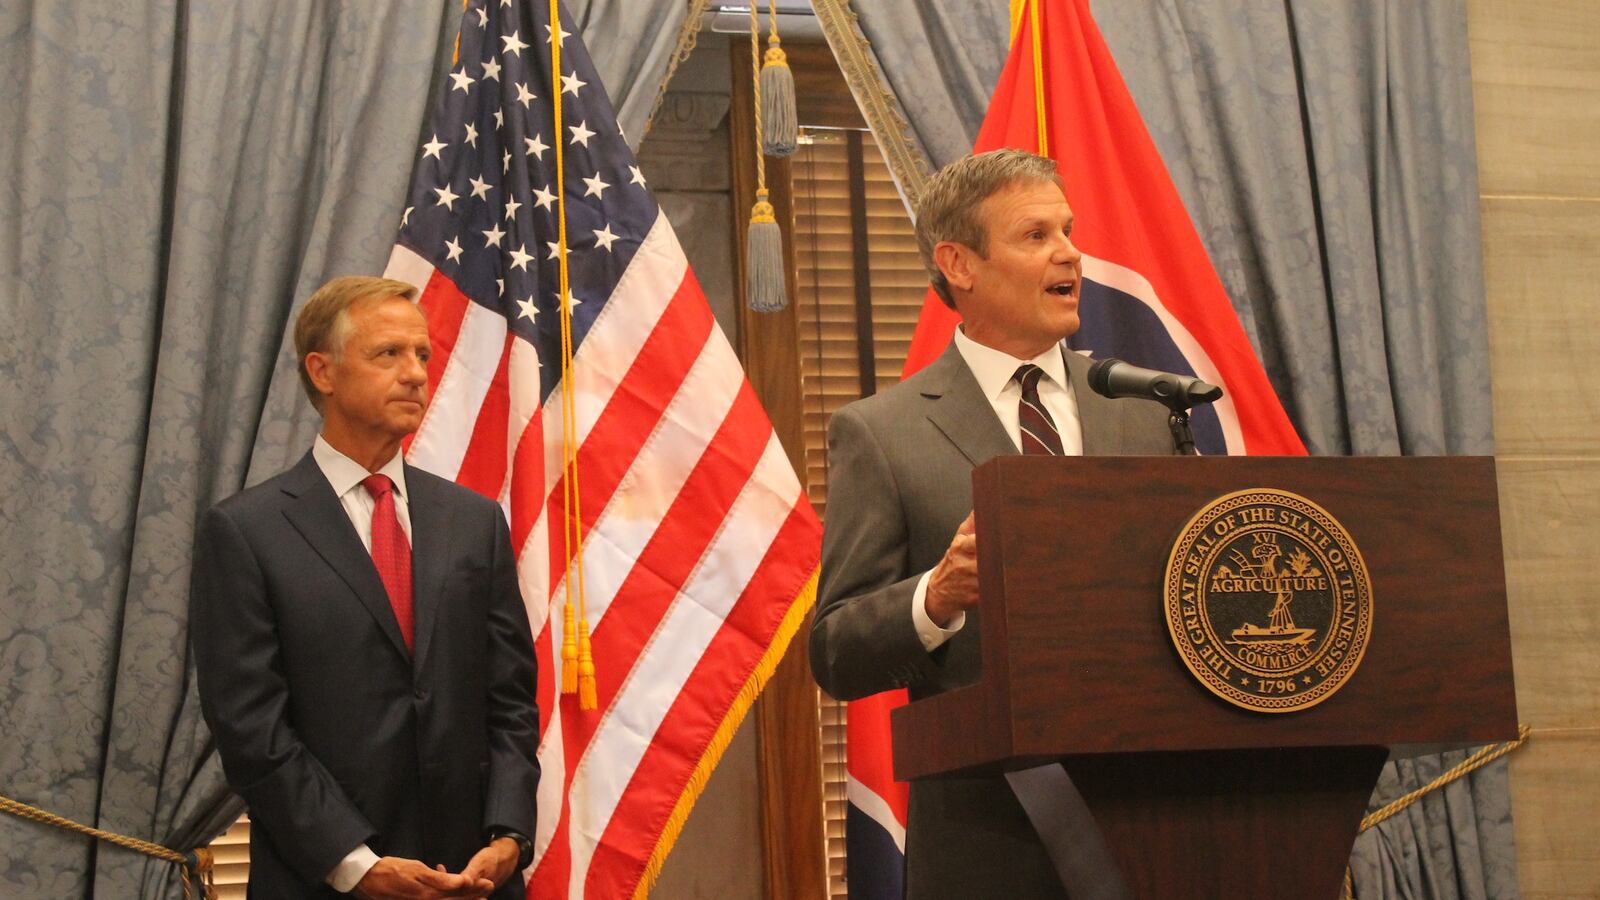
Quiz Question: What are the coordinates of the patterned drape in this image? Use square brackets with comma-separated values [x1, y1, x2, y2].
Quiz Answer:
[0, 2, 690, 895]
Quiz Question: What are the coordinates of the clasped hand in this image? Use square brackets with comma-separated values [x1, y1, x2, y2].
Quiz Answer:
[353, 837, 520, 899]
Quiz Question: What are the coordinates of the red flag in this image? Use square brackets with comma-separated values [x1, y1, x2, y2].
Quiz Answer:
[901, 0, 1303, 456]
[848, 1, 1303, 895]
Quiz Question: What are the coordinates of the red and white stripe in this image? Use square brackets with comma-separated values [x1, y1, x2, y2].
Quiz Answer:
[386, 214, 821, 898]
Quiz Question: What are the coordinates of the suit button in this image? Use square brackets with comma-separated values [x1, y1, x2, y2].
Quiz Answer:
[414, 688, 428, 701]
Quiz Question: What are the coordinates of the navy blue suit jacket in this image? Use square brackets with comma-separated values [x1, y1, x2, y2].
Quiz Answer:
[192, 451, 540, 899]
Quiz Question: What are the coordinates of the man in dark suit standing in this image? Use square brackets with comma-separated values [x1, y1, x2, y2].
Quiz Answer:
[810, 150, 1171, 898]
[192, 276, 540, 899]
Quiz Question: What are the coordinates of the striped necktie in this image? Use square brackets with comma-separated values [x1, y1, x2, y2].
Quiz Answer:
[1015, 364, 1064, 456]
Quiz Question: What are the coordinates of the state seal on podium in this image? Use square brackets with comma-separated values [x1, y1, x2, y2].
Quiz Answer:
[1164, 488, 1374, 713]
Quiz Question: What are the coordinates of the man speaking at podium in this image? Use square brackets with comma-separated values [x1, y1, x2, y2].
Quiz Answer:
[810, 150, 1169, 899]
[192, 277, 540, 899]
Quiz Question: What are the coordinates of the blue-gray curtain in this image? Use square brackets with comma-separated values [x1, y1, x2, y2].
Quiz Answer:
[0, 1, 688, 896]
[837, 0, 1513, 898]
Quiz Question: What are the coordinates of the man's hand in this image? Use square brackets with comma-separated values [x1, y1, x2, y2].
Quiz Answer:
[457, 832, 518, 890]
[460, 837, 522, 893]
[351, 857, 493, 899]
[925, 512, 978, 627]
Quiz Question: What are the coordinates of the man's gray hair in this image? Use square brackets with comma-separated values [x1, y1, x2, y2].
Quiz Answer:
[914, 149, 1061, 309]
[293, 275, 419, 411]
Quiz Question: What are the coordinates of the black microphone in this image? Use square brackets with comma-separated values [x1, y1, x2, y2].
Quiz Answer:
[1087, 357, 1223, 412]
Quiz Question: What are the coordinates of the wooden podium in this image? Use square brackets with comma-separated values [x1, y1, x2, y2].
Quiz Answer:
[890, 456, 1518, 899]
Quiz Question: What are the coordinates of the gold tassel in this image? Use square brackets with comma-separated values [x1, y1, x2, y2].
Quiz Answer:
[760, 31, 797, 156]
[577, 619, 598, 710]
[746, 192, 786, 311]
[548, 0, 589, 701]
[561, 601, 578, 694]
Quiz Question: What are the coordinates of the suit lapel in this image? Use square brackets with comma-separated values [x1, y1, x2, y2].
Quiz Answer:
[279, 452, 413, 664]
[921, 341, 1146, 461]
[922, 342, 1018, 468]
[1065, 347, 1123, 456]
[404, 465, 453, 674]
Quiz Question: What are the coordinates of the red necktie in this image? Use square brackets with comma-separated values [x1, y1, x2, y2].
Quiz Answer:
[362, 474, 414, 653]
[1015, 364, 1065, 456]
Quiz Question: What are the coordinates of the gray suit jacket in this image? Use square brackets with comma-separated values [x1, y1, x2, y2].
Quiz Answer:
[811, 340, 1170, 899]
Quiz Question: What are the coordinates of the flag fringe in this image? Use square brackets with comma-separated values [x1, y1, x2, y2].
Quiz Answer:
[630, 567, 820, 900]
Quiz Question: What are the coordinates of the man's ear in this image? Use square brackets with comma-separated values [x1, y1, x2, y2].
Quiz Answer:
[933, 241, 977, 295]
[305, 352, 336, 401]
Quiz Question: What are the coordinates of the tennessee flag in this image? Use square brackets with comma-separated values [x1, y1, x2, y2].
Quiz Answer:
[845, 1, 1304, 895]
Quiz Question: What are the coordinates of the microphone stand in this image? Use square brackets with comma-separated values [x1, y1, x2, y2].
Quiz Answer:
[1169, 409, 1199, 456]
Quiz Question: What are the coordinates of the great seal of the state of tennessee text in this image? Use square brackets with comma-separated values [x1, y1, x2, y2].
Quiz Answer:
[1164, 488, 1373, 713]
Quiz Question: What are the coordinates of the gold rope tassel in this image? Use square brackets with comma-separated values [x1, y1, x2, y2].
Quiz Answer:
[550, 0, 592, 697]
[561, 601, 579, 694]
[759, 0, 796, 157]
[745, 3, 788, 311]
[577, 619, 598, 710]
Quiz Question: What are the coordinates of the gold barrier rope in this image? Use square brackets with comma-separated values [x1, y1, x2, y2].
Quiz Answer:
[0, 721, 1540, 900]
[0, 793, 216, 899]
[1341, 723, 1532, 900]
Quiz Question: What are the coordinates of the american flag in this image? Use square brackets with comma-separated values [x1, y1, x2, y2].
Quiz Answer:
[382, 2, 822, 897]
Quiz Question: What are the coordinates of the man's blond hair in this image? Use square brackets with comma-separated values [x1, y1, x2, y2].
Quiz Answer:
[914, 149, 1061, 309]
[293, 276, 419, 410]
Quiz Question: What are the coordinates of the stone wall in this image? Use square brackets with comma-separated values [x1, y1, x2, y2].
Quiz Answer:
[1469, 0, 1600, 895]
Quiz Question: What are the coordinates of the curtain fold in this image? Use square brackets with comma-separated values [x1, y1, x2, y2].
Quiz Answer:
[0, 2, 692, 895]
[566, 0, 693, 147]
[838, 0, 1511, 896]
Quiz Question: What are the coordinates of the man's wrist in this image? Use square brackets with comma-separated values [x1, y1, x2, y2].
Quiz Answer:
[326, 843, 381, 893]
[912, 570, 964, 651]
[488, 828, 533, 870]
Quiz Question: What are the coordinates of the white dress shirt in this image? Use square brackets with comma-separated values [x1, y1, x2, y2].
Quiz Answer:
[313, 435, 412, 548]
[311, 435, 409, 892]
[910, 329, 1085, 651]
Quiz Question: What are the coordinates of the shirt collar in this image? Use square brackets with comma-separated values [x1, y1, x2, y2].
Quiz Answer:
[952, 327, 1070, 403]
[313, 435, 408, 502]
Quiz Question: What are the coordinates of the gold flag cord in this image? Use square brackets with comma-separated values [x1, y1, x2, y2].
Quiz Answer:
[0, 793, 216, 900]
[548, 0, 596, 709]
[1028, 0, 1047, 156]
[1007, 0, 1048, 156]
[452, 0, 468, 65]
